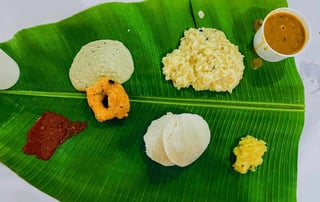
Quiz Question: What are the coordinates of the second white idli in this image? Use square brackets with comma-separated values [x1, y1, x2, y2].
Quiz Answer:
[143, 113, 175, 166]
[162, 113, 211, 167]
[0, 49, 20, 90]
[143, 112, 211, 167]
[69, 40, 134, 91]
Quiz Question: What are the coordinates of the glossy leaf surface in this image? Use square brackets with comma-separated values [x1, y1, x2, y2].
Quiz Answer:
[0, 0, 304, 201]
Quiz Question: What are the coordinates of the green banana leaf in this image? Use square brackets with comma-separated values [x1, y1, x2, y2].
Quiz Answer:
[0, 0, 304, 201]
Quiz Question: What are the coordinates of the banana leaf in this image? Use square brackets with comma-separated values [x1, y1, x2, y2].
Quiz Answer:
[0, 0, 304, 201]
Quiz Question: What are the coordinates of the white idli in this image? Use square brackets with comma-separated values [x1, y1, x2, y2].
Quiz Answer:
[69, 40, 134, 91]
[143, 112, 211, 167]
[162, 113, 211, 167]
[143, 113, 175, 166]
[0, 49, 20, 90]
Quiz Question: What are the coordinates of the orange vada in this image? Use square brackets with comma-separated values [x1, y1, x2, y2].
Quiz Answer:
[86, 77, 130, 122]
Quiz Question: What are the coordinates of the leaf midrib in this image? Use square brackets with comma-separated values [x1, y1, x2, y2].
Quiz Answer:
[0, 90, 305, 112]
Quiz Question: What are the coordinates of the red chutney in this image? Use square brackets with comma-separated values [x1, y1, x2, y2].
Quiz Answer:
[23, 111, 87, 160]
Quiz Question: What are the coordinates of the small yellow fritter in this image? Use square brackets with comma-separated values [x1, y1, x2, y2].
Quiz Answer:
[232, 135, 267, 174]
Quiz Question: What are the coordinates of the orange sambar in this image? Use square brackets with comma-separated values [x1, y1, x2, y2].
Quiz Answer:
[264, 12, 306, 55]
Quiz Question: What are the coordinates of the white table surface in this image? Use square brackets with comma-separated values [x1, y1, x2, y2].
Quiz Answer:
[0, 0, 319, 201]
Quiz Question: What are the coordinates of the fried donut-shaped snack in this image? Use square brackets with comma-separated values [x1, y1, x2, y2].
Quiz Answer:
[86, 77, 130, 122]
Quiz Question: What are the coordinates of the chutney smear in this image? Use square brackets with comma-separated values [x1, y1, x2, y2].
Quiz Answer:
[23, 111, 87, 160]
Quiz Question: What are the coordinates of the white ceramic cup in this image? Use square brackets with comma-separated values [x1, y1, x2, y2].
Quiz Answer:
[253, 8, 310, 62]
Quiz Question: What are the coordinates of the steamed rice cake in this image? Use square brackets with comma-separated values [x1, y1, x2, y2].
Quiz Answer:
[162, 113, 211, 167]
[69, 40, 134, 91]
[143, 112, 211, 167]
[143, 113, 175, 166]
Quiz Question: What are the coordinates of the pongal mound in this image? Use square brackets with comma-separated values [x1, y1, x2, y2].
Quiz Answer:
[162, 27, 245, 93]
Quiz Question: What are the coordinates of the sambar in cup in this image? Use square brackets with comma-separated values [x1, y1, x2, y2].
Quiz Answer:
[253, 8, 310, 62]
